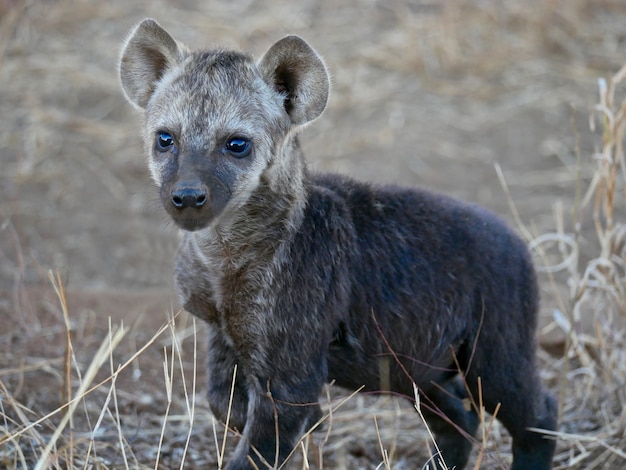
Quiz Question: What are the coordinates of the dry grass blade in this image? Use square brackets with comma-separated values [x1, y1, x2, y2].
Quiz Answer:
[530, 428, 626, 461]
[494, 162, 534, 243]
[373, 415, 391, 470]
[179, 317, 198, 470]
[34, 273, 128, 470]
[472, 377, 501, 470]
[413, 383, 446, 470]
[220, 364, 238, 469]
[155, 338, 175, 469]
[108, 317, 132, 470]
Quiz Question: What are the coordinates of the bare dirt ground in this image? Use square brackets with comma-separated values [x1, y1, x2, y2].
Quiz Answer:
[1, 1, 626, 469]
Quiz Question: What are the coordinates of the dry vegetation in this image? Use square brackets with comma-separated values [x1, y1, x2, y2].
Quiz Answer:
[1, 0, 626, 469]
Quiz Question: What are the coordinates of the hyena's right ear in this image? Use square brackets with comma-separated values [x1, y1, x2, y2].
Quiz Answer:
[119, 19, 187, 109]
[259, 36, 330, 127]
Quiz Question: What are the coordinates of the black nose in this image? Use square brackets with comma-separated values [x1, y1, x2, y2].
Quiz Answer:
[171, 187, 207, 209]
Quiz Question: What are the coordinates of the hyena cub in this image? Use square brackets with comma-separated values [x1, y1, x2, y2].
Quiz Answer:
[120, 19, 557, 470]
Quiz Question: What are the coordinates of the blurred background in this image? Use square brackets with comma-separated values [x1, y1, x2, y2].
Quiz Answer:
[2, 0, 623, 296]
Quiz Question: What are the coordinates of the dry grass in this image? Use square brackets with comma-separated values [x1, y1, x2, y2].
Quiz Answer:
[2, 0, 626, 469]
[535, 65, 626, 469]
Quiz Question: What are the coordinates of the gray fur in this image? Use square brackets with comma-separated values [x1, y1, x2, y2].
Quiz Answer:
[120, 19, 557, 469]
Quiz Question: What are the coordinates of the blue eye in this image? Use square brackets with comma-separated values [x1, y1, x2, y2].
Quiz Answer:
[156, 132, 174, 151]
[225, 137, 251, 158]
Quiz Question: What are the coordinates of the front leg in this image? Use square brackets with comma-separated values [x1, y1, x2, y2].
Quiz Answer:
[206, 327, 249, 431]
[226, 354, 326, 470]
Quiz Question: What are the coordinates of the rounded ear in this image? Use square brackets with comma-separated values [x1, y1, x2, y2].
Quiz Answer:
[258, 35, 330, 126]
[119, 19, 187, 109]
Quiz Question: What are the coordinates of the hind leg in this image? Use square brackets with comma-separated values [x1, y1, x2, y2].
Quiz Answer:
[466, 356, 557, 470]
[421, 377, 480, 470]
[509, 391, 557, 470]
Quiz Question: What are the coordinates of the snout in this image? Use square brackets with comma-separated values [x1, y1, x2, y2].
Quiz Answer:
[171, 186, 207, 209]
[164, 182, 213, 231]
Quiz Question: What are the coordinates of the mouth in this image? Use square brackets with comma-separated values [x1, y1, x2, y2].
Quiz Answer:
[166, 207, 214, 231]
[173, 217, 212, 231]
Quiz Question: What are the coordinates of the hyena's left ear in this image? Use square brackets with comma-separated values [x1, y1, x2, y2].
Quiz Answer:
[259, 36, 330, 126]
[120, 19, 187, 109]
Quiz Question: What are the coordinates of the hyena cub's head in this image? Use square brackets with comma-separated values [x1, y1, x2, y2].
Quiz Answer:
[119, 19, 329, 231]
